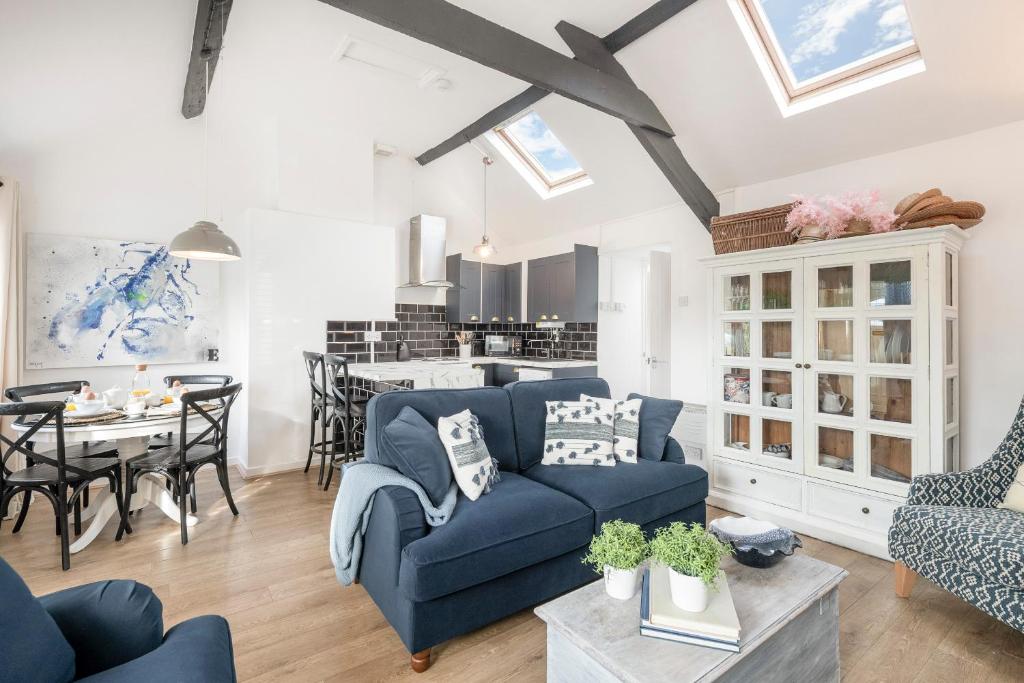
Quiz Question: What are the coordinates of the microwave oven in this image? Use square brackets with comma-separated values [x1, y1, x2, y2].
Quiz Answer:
[484, 335, 522, 357]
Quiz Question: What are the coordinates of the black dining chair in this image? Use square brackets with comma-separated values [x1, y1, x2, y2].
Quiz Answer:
[303, 351, 336, 486]
[4, 381, 119, 521]
[118, 383, 242, 546]
[322, 354, 368, 491]
[0, 400, 125, 570]
[148, 375, 233, 514]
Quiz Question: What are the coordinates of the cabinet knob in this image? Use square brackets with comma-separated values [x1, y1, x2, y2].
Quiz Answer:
[795, 363, 802, 369]
[803, 363, 812, 369]
[490, 316, 499, 322]
[551, 314, 559, 320]
[507, 316, 513, 322]
[539, 314, 548, 321]
[749, 478, 757, 485]
[470, 314, 479, 322]
[861, 507, 870, 514]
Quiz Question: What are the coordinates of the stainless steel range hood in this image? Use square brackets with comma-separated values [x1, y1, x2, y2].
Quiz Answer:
[399, 214, 454, 288]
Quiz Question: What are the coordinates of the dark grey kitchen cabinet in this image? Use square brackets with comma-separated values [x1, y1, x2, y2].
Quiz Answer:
[526, 244, 598, 323]
[492, 362, 519, 386]
[504, 262, 522, 322]
[446, 255, 482, 323]
[482, 263, 506, 323]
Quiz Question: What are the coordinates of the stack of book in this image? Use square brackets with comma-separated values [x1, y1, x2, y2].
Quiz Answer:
[639, 565, 741, 652]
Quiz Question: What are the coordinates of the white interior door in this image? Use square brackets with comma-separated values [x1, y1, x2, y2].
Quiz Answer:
[646, 251, 672, 398]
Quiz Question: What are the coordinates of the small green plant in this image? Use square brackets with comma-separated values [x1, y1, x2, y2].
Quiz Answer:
[582, 520, 649, 573]
[649, 522, 733, 586]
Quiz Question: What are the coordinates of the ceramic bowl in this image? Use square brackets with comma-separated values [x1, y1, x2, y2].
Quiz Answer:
[69, 399, 107, 417]
[709, 516, 802, 570]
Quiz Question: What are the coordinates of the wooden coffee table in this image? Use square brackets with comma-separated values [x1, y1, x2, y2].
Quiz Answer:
[535, 554, 847, 682]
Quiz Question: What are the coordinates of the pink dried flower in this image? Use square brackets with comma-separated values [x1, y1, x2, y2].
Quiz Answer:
[785, 195, 828, 234]
[801, 190, 897, 239]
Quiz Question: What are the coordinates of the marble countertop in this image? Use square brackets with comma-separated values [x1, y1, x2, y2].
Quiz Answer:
[344, 356, 596, 389]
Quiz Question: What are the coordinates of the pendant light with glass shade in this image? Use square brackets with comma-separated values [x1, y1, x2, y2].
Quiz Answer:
[170, 3, 241, 262]
[472, 155, 496, 259]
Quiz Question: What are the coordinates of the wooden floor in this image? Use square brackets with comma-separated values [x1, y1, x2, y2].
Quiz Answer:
[2, 468, 1022, 682]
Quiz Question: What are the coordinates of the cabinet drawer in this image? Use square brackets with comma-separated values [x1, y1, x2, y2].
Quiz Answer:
[713, 459, 802, 510]
[806, 481, 901, 533]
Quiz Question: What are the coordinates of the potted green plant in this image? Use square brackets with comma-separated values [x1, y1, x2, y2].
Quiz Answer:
[582, 520, 649, 600]
[649, 522, 733, 612]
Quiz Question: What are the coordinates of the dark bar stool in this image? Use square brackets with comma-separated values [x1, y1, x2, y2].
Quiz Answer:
[303, 351, 335, 486]
[322, 354, 368, 491]
[0, 400, 126, 570]
[5, 381, 119, 520]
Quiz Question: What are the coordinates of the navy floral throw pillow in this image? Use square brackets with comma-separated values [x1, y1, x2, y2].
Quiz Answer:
[437, 409, 501, 501]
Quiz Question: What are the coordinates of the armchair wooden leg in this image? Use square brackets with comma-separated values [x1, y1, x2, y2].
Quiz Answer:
[894, 561, 917, 598]
[411, 648, 431, 673]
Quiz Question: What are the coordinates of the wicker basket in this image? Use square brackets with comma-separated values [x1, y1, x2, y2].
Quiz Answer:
[711, 203, 796, 255]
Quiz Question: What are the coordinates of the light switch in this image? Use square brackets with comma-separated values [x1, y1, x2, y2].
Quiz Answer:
[365, 331, 382, 342]
[678, 295, 689, 307]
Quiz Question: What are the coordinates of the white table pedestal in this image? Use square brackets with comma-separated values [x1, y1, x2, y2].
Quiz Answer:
[69, 436, 198, 554]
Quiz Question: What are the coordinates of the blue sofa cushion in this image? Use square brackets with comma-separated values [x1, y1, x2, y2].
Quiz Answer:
[524, 458, 708, 530]
[39, 579, 163, 679]
[889, 505, 1024, 589]
[399, 472, 594, 601]
[381, 405, 453, 507]
[509, 377, 612, 471]
[627, 393, 684, 461]
[0, 557, 76, 683]
[367, 387, 519, 472]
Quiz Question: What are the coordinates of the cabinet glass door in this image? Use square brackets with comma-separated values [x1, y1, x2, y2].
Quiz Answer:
[803, 248, 928, 493]
[714, 261, 803, 473]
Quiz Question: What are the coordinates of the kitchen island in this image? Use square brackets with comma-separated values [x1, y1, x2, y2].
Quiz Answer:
[342, 357, 598, 394]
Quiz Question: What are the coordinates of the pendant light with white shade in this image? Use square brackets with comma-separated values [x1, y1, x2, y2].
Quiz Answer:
[170, 3, 241, 262]
[472, 155, 496, 259]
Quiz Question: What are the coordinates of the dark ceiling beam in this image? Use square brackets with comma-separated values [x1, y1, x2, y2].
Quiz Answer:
[415, 0, 696, 166]
[181, 0, 233, 119]
[555, 21, 718, 229]
[416, 86, 548, 166]
[317, 0, 673, 136]
[602, 0, 700, 53]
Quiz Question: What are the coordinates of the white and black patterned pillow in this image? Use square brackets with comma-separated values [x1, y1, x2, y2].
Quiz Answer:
[541, 400, 615, 466]
[437, 410, 501, 501]
[581, 394, 642, 464]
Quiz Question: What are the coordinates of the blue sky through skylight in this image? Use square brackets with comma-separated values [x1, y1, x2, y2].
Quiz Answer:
[758, 0, 915, 83]
[501, 111, 584, 183]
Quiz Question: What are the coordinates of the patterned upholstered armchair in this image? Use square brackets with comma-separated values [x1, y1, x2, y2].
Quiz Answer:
[888, 397, 1024, 633]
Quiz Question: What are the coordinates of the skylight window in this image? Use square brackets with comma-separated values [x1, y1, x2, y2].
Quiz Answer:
[486, 111, 592, 199]
[732, 0, 924, 116]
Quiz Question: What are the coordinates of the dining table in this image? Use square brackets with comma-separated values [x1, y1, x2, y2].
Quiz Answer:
[12, 405, 222, 554]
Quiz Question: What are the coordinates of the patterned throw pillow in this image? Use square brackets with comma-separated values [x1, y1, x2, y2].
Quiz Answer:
[541, 400, 615, 466]
[581, 394, 642, 464]
[998, 464, 1024, 513]
[437, 410, 501, 501]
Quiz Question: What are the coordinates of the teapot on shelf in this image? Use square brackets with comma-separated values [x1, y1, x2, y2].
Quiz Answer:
[821, 389, 848, 414]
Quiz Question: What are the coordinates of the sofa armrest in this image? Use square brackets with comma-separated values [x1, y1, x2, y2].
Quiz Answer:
[77, 615, 236, 683]
[663, 437, 686, 464]
[360, 485, 429, 584]
[39, 580, 163, 679]
[907, 464, 1001, 508]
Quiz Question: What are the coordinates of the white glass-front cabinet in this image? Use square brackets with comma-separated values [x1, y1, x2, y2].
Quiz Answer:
[703, 227, 967, 559]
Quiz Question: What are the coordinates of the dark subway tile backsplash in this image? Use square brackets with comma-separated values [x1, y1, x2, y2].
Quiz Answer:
[327, 304, 597, 362]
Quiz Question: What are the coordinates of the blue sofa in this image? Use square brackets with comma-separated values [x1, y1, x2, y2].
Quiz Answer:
[0, 556, 236, 682]
[359, 377, 708, 672]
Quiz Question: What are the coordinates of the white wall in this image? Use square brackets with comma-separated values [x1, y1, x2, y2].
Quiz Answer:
[715, 120, 1024, 468]
[239, 209, 395, 476]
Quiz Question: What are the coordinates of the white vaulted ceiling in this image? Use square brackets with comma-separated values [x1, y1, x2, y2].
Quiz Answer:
[2, 0, 1022, 248]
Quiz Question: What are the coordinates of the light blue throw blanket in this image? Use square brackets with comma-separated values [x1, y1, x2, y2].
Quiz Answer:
[330, 462, 458, 586]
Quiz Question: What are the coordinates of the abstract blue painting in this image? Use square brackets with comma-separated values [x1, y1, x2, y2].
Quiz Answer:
[25, 234, 220, 369]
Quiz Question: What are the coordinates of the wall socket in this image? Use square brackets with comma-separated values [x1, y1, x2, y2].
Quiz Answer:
[364, 331, 382, 342]
[677, 295, 689, 307]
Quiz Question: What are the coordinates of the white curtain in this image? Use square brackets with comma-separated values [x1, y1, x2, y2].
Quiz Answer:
[0, 177, 21, 518]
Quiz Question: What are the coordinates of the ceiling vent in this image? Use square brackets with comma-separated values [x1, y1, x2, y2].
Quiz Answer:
[332, 35, 452, 90]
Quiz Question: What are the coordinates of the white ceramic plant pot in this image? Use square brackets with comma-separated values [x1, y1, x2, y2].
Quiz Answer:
[668, 569, 709, 612]
[603, 565, 641, 600]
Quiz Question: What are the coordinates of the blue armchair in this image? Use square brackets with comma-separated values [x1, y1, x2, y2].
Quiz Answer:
[0, 556, 237, 682]
[888, 396, 1024, 633]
